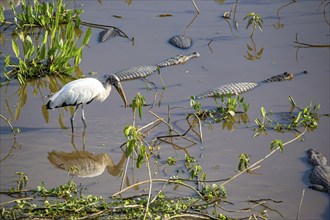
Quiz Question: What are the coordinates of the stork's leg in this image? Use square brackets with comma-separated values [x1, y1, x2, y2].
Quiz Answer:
[81, 104, 87, 127]
[71, 105, 80, 133]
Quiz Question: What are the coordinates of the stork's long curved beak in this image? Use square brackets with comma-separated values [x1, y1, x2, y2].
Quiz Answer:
[113, 81, 128, 108]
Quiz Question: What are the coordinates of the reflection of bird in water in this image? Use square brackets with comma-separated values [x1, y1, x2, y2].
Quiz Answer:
[46, 75, 127, 132]
[48, 150, 126, 178]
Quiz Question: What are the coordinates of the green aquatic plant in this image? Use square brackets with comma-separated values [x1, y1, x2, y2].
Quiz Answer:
[1, 0, 82, 84]
[15, 172, 28, 191]
[1, 96, 326, 219]
[3, 21, 91, 84]
[254, 106, 271, 136]
[1, 0, 129, 84]
[123, 125, 147, 169]
[185, 154, 206, 181]
[254, 96, 324, 136]
[131, 92, 146, 121]
[189, 95, 249, 131]
[243, 12, 263, 38]
[9, 0, 82, 29]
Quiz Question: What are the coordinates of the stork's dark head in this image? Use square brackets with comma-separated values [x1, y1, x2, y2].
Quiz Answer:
[106, 74, 120, 85]
[106, 74, 128, 108]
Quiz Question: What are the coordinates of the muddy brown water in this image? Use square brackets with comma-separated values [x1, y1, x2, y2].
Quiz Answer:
[0, 0, 329, 219]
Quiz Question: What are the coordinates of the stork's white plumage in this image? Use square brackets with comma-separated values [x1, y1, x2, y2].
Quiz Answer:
[46, 75, 127, 132]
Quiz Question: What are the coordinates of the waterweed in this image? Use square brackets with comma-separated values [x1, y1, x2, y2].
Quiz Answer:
[1, 0, 85, 83]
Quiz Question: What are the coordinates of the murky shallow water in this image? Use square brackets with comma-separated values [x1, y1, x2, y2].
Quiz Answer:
[1, 0, 329, 219]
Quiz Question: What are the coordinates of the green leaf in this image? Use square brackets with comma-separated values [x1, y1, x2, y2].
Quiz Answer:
[42, 30, 48, 45]
[136, 154, 144, 169]
[238, 153, 250, 172]
[82, 27, 92, 46]
[255, 118, 262, 127]
[126, 139, 136, 157]
[293, 112, 302, 125]
[288, 96, 296, 107]
[12, 40, 20, 57]
[0, 5, 4, 22]
[42, 104, 49, 123]
[124, 125, 133, 138]
[260, 106, 266, 117]
[270, 139, 284, 153]
[39, 44, 46, 60]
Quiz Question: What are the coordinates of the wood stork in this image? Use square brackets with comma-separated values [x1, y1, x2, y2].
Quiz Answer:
[46, 74, 127, 132]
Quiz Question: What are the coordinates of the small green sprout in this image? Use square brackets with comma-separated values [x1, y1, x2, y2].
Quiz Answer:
[243, 12, 263, 38]
[238, 153, 250, 172]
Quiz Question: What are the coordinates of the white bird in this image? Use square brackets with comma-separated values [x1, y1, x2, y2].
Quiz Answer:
[46, 74, 127, 132]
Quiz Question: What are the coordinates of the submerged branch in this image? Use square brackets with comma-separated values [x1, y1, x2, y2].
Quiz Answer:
[294, 33, 330, 48]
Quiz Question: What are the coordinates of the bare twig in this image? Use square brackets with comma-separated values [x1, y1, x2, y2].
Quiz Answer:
[112, 178, 204, 199]
[150, 180, 169, 204]
[165, 213, 210, 220]
[248, 200, 283, 217]
[207, 40, 214, 53]
[191, 0, 200, 14]
[0, 114, 17, 137]
[79, 20, 133, 41]
[0, 197, 33, 206]
[149, 110, 198, 144]
[296, 188, 305, 220]
[143, 152, 152, 220]
[294, 33, 330, 48]
[220, 127, 308, 187]
[120, 156, 130, 191]
[187, 113, 203, 142]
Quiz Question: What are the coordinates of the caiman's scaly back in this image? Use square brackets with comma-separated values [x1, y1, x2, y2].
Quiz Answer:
[196, 71, 307, 99]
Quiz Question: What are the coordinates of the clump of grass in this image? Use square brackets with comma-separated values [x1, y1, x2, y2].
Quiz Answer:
[3, 0, 83, 29]
[1, 0, 91, 85]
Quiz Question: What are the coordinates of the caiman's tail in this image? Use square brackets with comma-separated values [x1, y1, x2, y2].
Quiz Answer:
[260, 71, 307, 84]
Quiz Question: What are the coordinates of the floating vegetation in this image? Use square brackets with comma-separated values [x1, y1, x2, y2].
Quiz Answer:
[1, 94, 324, 218]
[158, 13, 173, 17]
[190, 95, 249, 130]
[113, 14, 123, 19]
[253, 96, 322, 136]
[0, 92, 327, 218]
